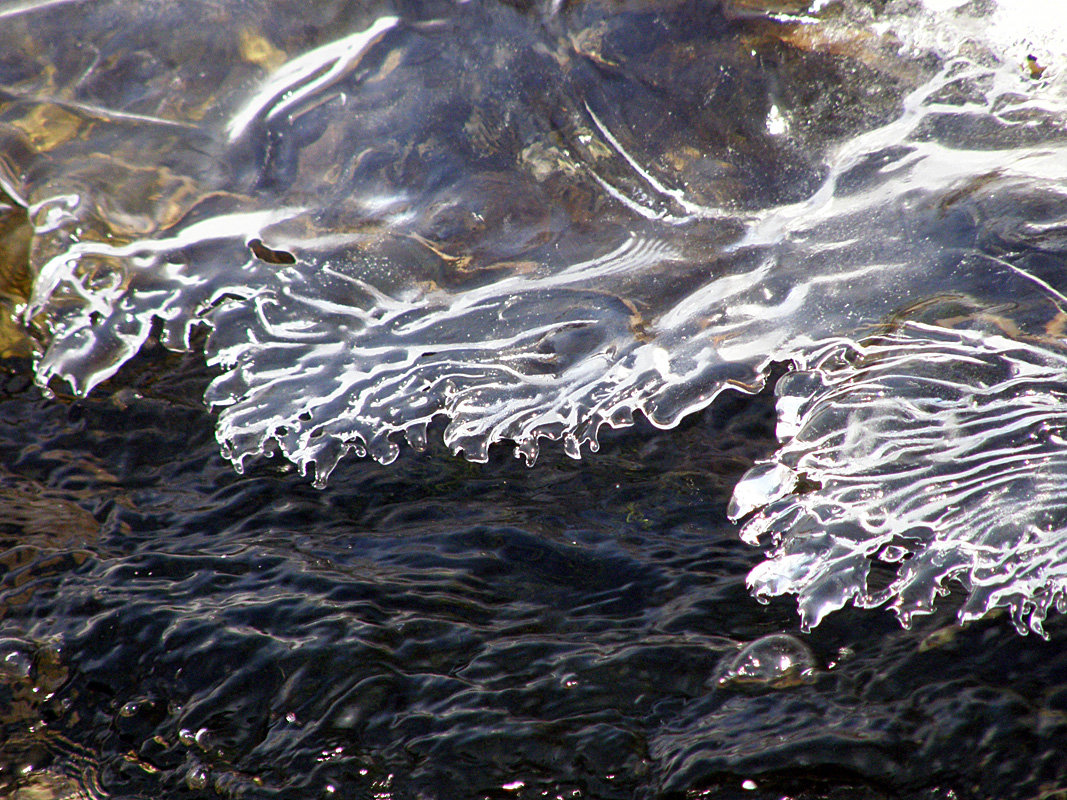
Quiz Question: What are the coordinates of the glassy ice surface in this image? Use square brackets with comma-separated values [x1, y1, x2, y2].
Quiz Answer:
[3, 0, 1067, 637]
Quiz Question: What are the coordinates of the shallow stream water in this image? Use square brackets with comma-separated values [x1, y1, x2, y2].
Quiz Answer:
[2, 0, 1067, 797]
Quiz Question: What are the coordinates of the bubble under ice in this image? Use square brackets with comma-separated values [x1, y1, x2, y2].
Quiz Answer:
[3, 0, 1067, 632]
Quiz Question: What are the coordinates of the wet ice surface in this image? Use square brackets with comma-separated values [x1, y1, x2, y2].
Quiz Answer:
[3, 0, 1067, 796]
[6, 0, 1067, 634]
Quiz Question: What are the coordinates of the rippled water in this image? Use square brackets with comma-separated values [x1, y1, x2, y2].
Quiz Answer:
[3, 0, 1067, 796]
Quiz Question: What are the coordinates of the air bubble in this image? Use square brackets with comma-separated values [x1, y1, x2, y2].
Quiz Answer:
[119, 701, 140, 717]
[186, 765, 209, 791]
[714, 634, 817, 689]
[0, 639, 33, 680]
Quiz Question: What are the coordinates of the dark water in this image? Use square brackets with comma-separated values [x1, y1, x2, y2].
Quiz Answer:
[3, 0, 1067, 797]
[6, 348, 1067, 800]
[7, 344, 1067, 800]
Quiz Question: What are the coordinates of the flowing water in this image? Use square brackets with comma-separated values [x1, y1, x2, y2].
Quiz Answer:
[2, 0, 1067, 797]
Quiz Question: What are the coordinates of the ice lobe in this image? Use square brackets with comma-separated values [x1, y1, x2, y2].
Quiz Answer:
[732, 322, 1067, 636]
[204, 233, 697, 484]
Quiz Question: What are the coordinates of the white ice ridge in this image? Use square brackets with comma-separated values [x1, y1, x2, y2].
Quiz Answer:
[204, 232, 695, 485]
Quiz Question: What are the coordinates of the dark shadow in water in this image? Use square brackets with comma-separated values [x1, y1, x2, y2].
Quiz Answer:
[3, 351, 1067, 800]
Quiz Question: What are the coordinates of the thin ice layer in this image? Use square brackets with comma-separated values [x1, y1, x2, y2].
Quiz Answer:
[6, 0, 1067, 630]
[8, 0, 930, 480]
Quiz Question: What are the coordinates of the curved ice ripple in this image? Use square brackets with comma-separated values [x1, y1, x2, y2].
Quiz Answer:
[731, 323, 1067, 636]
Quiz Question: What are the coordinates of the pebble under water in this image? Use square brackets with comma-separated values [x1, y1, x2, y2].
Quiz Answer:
[3, 0, 1067, 798]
